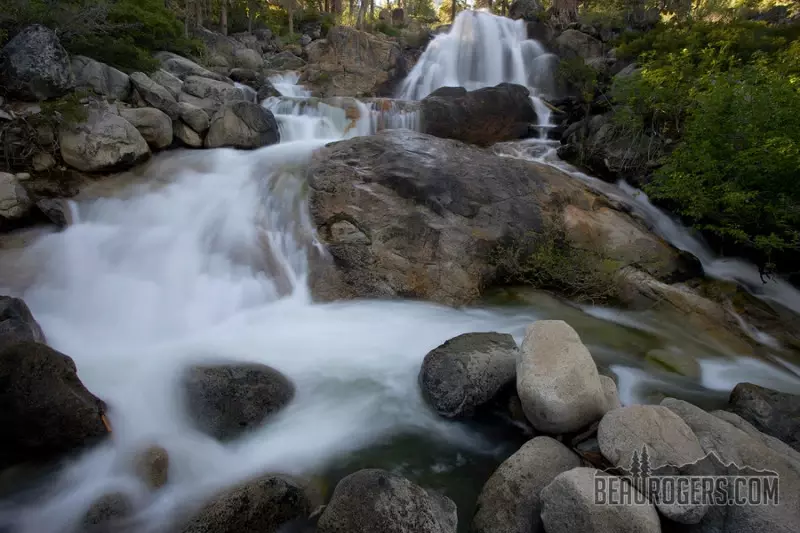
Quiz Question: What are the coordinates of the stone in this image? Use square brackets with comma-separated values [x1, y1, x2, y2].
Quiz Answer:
[555, 30, 605, 61]
[178, 91, 220, 117]
[59, 106, 150, 172]
[600, 375, 621, 411]
[317, 469, 456, 533]
[300, 34, 312, 47]
[183, 362, 294, 441]
[517, 320, 609, 434]
[179, 474, 311, 533]
[472, 436, 581, 533]
[178, 102, 210, 133]
[83, 492, 132, 531]
[119, 107, 173, 150]
[150, 69, 184, 99]
[419, 332, 518, 418]
[233, 48, 264, 70]
[540, 467, 661, 533]
[0, 24, 74, 101]
[598, 405, 708, 523]
[71, 56, 131, 101]
[174, 121, 204, 148]
[0, 342, 108, 469]
[155, 51, 231, 82]
[183, 75, 246, 107]
[728, 382, 800, 452]
[257, 82, 282, 100]
[36, 198, 69, 227]
[134, 445, 169, 490]
[204, 101, 280, 150]
[264, 51, 307, 71]
[31, 151, 56, 172]
[420, 83, 537, 147]
[0, 295, 46, 349]
[508, 0, 545, 22]
[0, 172, 33, 220]
[129, 72, 180, 119]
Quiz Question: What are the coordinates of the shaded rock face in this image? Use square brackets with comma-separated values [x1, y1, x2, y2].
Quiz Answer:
[420, 83, 537, 147]
[59, 106, 150, 172]
[204, 101, 280, 149]
[174, 121, 204, 147]
[317, 469, 457, 533]
[183, 362, 294, 441]
[728, 382, 800, 452]
[0, 25, 74, 101]
[472, 437, 581, 533]
[179, 474, 311, 533]
[0, 342, 108, 469]
[150, 69, 184, 100]
[301, 27, 406, 97]
[517, 320, 612, 434]
[419, 332, 518, 418]
[119, 107, 173, 150]
[130, 72, 181, 120]
[540, 468, 661, 533]
[71, 56, 131, 101]
[177, 102, 210, 134]
[0, 173, 33, 222]
[307, 130, 686, 306]
[83, 492, 132, 532]
[0, 296, 46, 350]
[554, 29, 605, 61]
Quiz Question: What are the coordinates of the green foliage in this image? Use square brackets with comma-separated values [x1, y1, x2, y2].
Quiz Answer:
[375, 21, 401, 37]
[558, 57, 598, 104]
[437, 0, 467, 24]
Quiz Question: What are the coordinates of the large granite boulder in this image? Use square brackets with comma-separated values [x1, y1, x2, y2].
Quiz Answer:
[129, 71, 180, 119]
[728, 382, 800, 452]
[233, 48, 264, 70]
[204, 101, 280, 149]
[59, 105, 150, 172]
[0, 342, 108, 469]
[71, 56, 131, 101]
[154, 51, 230, 82]
[178, 102, 210, 133]
[119, 107, 173, 150]
[150, 69, 184, 99]
[183, 75, 245, 108]
[317, 469, 457, 533]
[0, 24, 74, 101]
[554, 29, 605, 62]
[264, 51, 307, 71]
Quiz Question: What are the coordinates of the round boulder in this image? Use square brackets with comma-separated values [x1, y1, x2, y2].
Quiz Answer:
[204, 101, 280, 149]
[0, 24, 74, 101]
[71, 56, 131, 101]
[419, 332, 518, 418]
[129, 72, 180, 120]
[119, 108, 173, 150]
[0, 295, 46, 350]
[317, 469, 457, 533]
[183, 362, 294, 441]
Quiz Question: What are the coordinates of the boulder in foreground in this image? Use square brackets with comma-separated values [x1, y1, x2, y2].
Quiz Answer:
[204, 101, 280, 149]
[0, 24, 74, 101]
[728, 382, 800, 452]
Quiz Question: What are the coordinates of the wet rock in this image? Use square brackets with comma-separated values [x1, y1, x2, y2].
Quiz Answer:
[119, 108, 173, 150]
[183, 76, 246, 108]
[150, 69, 184, 100]
[517, 320, 609, 434]
[59, 106, 150, 172]
[0, 24, 74, 101]
[0, 296, 45, 348]
[204, 101, 280, 150]
[554, 30, 605, 62]
[728, 382, 800, 452]
[233, 48, 264, 70]
[183, 362, 294, 441]
[598, 405, 708, 523]
[645, 348, 702, 378]
[178, 91, 219, 117]
[419, 332, 518, 418]
[179, 474, 311, 533]
[420, 83, 536, 147]
[317, 469, 457, 533]
[174, 121, 204, 148]
[134, 445, 169, 490]
[264, 51, 307, 71]
[178, 102, 210, 134]
[71, 56, 131, 101]
[257, 82, 282, 100]
[36, 198, 69, 227]
[0, 172, 33, 221]
[540, 468, 661, 533]
[83, 492, 132, 532]
[129, 72, 180, 120]
[155, 51, 231, 83]
[229, 68, 261, 88]
[472, 436, 581, 533]
[427, 86, 467, 98]
[0, 342, 108, 469]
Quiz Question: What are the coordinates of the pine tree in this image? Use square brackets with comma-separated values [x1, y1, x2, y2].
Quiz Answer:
[640, 446, 652, 477]
[629, 449, 642, 478]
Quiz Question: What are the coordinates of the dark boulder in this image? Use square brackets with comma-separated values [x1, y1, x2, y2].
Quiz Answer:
[420, 83, 537, 147]
[728, 382, 800, 452]
[0, 296, 46, 350]
[183, 362, 294, 441]
[0, 342, 108, 469]
[0, 25, 74, 101]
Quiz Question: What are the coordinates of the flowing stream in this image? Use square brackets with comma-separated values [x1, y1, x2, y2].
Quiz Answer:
[1, 10, 800, 533]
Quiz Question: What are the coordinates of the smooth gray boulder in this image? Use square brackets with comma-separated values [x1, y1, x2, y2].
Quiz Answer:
[150, 69, 184, 99]
[554, 29, 605, 61]
[0, 295, 46, 349]
[728, 382, 800, 452]
[119, 107, 173, 150]
[183, 362, 294, 441]
[129, 72, 180, 119]
[419, 332, 518, 418]
[317, 469, 457, 533]
[59, 106, 150, 172]
[204, 101, 279, 150]
[0, 173, 33, 221]
[183, 76, 246, 107]
[174, 121, 204, 148]
[540, 468, 661, 533]
[598, 405, 708, 523]
[178, 91, 219, 117]
[233, 48, 264, 70]
[264, 51, 306, 70]
[0, 24, 74, 101]
[155, 51, 231, 82]
[178, 102, 210, 133]
[70, 56, 131, 100]
[472, 436, 581, 533]
[517, 320, 609, 434]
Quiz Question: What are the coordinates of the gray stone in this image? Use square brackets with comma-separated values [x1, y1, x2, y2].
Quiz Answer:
[728, 382, 800, 452]
[178, 102, 210, 133]
[300, 34, 312, 47]
[174, 121, 204, 148]
[155, 51, 231, 82]
[517, 320, 609, 434]
[119, 107, 173, 150]
[0, 296, 46, 349]
[419, 332, 518, 418]
[598, 405, 708, 523]
[233, 48, 264, 70]
[0, 24, 74, 101]
[472, 437, 581, 533]
[150, 69, 184, 99]
[178, 91, 220, 117]
[264, 51, 307, 71]
[129, 72, 180, 119]
[555, 29, 605, 61]
[183, 362, 294, 441]
[600, 375, 622, 411]
[71, 56, 131, 101]
[0, 172, 33, 220]
[36, 198, 69, 227]
[31, 151, 56, 172]
[317, 469, 457, 533]
[204, 101, 280, 150]
[134, 445, 169, 490]
[183, 76, 246, 107]
[83, 492, 132, 531]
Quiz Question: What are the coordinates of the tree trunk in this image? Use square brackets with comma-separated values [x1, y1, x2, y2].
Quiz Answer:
[184, 0, 190, 37]
[451, 0, 457, 23]
[552, 0, 579, 25]
[357, 0, 368, 28]
[370, 0, 374, 20]
[349, 0, 355, 20]
[196, 0, 203, 28]
[221, 0, 228, 35]
[325, 0, 330, 12]
[248, 0, 254, 32]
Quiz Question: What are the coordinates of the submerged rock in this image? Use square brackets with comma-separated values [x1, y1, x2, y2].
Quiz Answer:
[204, 101, 280, 149]
[0, 24, 74, 101]
[728, 382, 800, 452]
[0, 342, 108, 469]
[183, 362, 294, 441]
[317, 469, 457, 533]
[472, 436, 581, 533]
[419, 332, 518, 418]
[83, 492, 133, 532]
[134, 444, 169, 490]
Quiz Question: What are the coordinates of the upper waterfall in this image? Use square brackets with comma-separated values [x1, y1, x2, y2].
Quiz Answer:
[398, 10, 558, 100]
